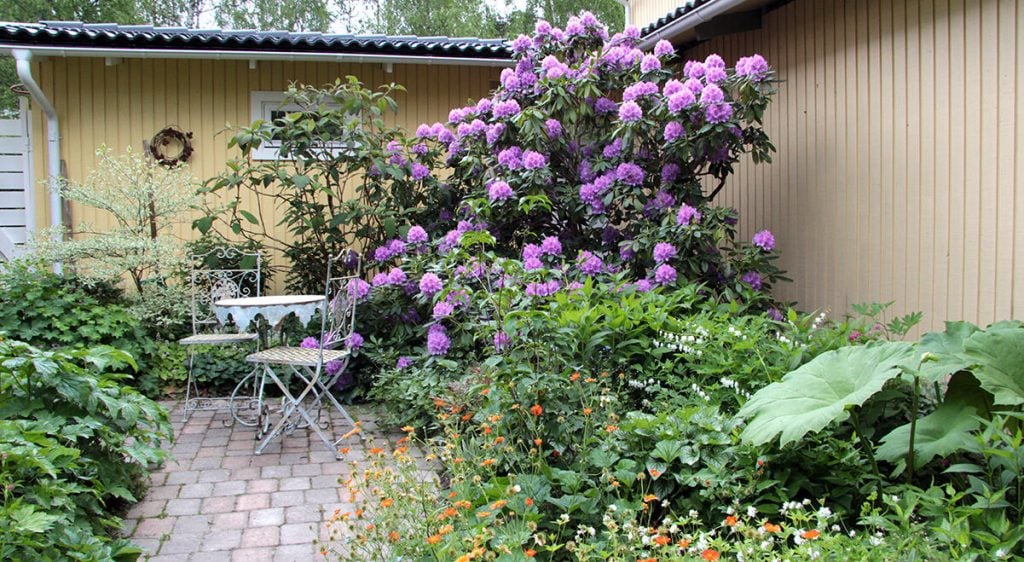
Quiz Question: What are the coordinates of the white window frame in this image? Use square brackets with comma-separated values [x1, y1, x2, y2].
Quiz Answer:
[249, 91, 358, 161]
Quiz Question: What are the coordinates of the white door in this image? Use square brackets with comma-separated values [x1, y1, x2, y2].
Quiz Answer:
[0, 98, 32, 261]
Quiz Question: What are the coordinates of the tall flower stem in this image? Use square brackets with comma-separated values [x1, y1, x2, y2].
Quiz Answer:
[850, 409, 883, 500]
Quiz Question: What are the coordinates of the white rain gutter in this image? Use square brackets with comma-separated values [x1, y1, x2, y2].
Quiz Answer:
[639, 0, 748, 50]
[0, 44, 513, 67]
[12, 48, 62, 273]
[615, 0, 632, 28]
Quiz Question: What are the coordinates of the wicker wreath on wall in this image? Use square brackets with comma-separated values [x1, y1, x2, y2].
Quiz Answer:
[149, 126, 194, 167]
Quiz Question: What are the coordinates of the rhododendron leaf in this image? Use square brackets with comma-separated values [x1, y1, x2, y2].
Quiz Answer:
[739, 342, 916, 446]
[961, 326, 1024, 405]
[917, 321, 980, 382]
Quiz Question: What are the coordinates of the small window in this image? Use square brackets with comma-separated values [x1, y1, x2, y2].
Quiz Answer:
[248, 91, 357, 161]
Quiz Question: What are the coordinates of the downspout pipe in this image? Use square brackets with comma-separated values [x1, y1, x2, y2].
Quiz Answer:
[638, 0, 748, 50]
[12, 48, 62, 273]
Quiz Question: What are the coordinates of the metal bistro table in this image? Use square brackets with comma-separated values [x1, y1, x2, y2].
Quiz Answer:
[214, 295, 326, 436]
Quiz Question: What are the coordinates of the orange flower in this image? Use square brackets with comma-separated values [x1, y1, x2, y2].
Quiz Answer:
[480, 458, 496, 467]
[476, 510, 492, 517]
[701, 549, 720, 561]
[441, 507, 459, 519]
[439, 524, 454, 535]
[606, 425, 619, 432]
[380, 498, 394, 508]
[355, 509, 364, 518]
[764, 522, 781, 533]
[480, 387, 491, 395]
[534, 438, 543, 446]
[649, 469, 662, 478]
[338, 447, 351, 454]
[801, 529, 821, 539]
[494, 436, 505, 444]
[426, 534, 442, 545]
[643, 494, 659, 503]
[396, 436, 409, 445]
[454, 500, 471, 509]
[654, 535, 671, 546]
[369, 447, 384, 456]
[401, 425, 415, 433]
[530, 404, 543, 416]
[455, 556, 471, 562]
[488, 414, 503, 423]
[386, 530, 400, 542]
[677, 539, 691, 548]
[570, 372, 581, 381]
[461, 413, 473, 421]
[448, 491, 458, 499]
[525, 548, 537, 558]
[453, 457, 464, 464]
[725, 515, 737, 526]
[638, 558, 657, 562]
[491, 499, 508, 509]
[585, 377, 597, 383]
[483, 426, 493, 435]
[525, 497, 534, 506]
[582, 407, 593, 415]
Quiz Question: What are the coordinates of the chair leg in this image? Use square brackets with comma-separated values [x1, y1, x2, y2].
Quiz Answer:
[183, 347, 197, 423]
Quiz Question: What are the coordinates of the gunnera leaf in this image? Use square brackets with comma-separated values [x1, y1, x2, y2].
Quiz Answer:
[961, 326, 1024, 406]
[739, 342, 916, 446]
[917, 321, 980, 382]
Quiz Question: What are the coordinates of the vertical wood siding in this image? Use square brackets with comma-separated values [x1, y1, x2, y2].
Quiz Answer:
[631, 0, 691, 30]
[687, 0, 1023, 331]
[28, 59, 498, 289]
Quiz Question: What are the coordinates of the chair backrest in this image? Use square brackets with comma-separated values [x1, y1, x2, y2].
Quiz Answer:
[188, 248, 262, 334]
[316, 250, 361, 364]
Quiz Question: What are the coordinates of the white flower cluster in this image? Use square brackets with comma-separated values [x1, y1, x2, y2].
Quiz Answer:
[811, 310, 828, 330]
[720, 376, 752, 400]
[691, 383, 711, 402]
[727, 324, 747, 340]
[655, 327, 708, 357]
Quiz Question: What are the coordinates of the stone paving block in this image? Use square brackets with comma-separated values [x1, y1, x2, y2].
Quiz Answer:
[310, 474, 341, 489]
[126, 499, 167, 519]
[305, 488, 341, 504]
[189, 551, 232, 562]
[173, 514, 210, 534]
[285, 504, 322, 524]
[160, 532, 206, 555]
[198, 469, 231, 483]
[120, 518, 139, 536]
[180, 482, 215, 499]
[280, 522, 318, 545]
[211, 480, 247, 497]
[196, 446, 226, 459]
[320, 462, 348, 475]
[241, 525, 280, 548]
[166, 470, 201, 485]
[199, 528, 243, 552]
[251, 453, 283, 466]
[210, 511, 248, 531]
[230, 466, 261, 480]
[278, 476, 311, 491]
[146, 485, 181, 500]
[129, 537, 161, 555]
[190, 456, 223, 470]
[200, 495, 237, 514]
[260, 465, 291, 478]
[166, 498, 203, 516]
[222, 456, 252, 469]
[247, 479, 279, 494]
[279, 452, 310, 464]
[132, 515, 175, 538]
[248, 506, 285, 527]
[291, 463, 323, 477]
[230, 548, 275, 562]
[271, 489, 306, 507]
[273, 543, 316, 561]
[148, 472, 168, 486]
[235, 492, 270, 511]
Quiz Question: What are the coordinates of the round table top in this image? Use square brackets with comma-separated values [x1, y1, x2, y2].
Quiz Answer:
[215, 295, 325, 308]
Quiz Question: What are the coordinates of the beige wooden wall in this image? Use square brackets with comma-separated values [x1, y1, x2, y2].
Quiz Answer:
[27, 57, 498, 288]
[688, 0, 1023, 331]
[631, 0, 687, 29]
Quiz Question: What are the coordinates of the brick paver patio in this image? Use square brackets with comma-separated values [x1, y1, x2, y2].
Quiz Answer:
[123, 401, 398, 561]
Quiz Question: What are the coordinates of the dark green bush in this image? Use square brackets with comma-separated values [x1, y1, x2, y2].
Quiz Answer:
[0, 336, 171, 561]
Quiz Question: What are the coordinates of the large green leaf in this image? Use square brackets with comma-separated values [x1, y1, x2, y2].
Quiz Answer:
[961, 327, 1024, 405]
[872, 372, 983, 468]
[917, 321, 979, 382]
[739, 342, 916, 446]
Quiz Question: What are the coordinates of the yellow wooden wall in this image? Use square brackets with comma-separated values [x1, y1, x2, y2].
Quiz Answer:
[27, 57, 499, 288]
[631, 0, 688, 30]
[687, 0, 1024, 331]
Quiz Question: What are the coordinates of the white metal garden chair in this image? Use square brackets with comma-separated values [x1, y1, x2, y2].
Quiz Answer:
[178, 248, 261, 422]
[245, 251, 360, 458]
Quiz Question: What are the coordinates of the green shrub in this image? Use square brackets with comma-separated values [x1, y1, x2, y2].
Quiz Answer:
[0, 336, 171, 561]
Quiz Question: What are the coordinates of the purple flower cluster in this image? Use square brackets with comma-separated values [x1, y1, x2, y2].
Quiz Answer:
[541, 55, 570, 79]
[603, 138, 623, 159]
[407, 225, 428, 244]
[432, 301, 455, 319]
[664, 121, 684, 142]
[752, 229, 776, 251]
[373, 239, 407, 262]
[654, 39, 674, 57]
[498, 146, 523, 170]
[493, 331, 511, 352]
[426, 324, 450, 356]
[522, 150, 548, 170]
[348, 278, 371, 301]
[540, 236, 562, 256]
[486, 123, 505, 145]
[653, 242, 678, 263]
[634, 279, 653, 292]
[419, 273, 443, 296]
[662, 163, 681, 184]
[493, 99, 521, 119]
[654, 263, 677, 284]
[345, 332, 364, 349]
[594, 97, 618, 113]
[701, 84, 725, 105]
[705, 103, 734, 124]
[640, 54, 661, 73]
[741, 271, 763, 290]
[545, 118, 562, 138]
[488, 180, 514, 202]
[525, 280, 560, 297]
[622, 83, 657, 105]
[667, 90, 696, 113]
[618, 101, 643, 123]
[677, 204, 702, 226]
[578, 251, 604, 276]
[736, 54, 770, 81]
[300, 336, 318, 349]
[616, 162, 645, 186]
[411, 162, 430, 181]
